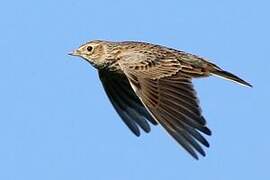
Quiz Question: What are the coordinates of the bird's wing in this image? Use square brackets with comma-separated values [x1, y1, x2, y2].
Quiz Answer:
[99, 69, 157, 137]
[118, 56, 211, 159]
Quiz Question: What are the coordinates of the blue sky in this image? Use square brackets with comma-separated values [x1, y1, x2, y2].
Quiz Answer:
[0, 0, 269, 179]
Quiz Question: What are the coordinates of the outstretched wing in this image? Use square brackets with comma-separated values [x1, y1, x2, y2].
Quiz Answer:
[119, 56, 211, 159]
[99, 70, 157, 137]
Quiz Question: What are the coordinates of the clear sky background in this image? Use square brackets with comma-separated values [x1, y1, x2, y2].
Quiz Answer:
[0, 0, 269, 179]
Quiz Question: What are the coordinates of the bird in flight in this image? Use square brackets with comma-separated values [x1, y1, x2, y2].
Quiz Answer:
[69, 40, 252, 159]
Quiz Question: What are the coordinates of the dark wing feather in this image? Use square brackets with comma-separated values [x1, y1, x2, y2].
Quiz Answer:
[119, 58, 211, 159]
[99, 70, 157, 136]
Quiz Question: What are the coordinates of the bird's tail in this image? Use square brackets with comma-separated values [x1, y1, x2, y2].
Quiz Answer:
[207, 64, 252, 88]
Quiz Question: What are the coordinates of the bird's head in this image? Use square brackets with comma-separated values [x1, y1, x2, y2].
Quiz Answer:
[69, 40, 116, 68]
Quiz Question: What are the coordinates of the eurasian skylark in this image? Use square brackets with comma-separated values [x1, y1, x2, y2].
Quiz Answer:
[69, 40, 252, 159]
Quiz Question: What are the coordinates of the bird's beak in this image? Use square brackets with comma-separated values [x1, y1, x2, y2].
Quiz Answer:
[68, 49, 80, 57]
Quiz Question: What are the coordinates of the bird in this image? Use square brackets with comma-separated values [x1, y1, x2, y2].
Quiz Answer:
[69, 40, 252, 159]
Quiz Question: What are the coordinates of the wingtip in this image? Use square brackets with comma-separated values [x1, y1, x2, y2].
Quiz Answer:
[192, 151, 207, 160]
[133, 130, 141, 137]
[190, 152, 199, 160]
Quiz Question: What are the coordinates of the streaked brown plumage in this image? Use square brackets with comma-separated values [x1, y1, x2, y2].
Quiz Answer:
[69, 40, 252, 159]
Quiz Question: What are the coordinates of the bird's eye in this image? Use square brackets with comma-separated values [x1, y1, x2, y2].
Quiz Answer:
[86, 46, 93, 52]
